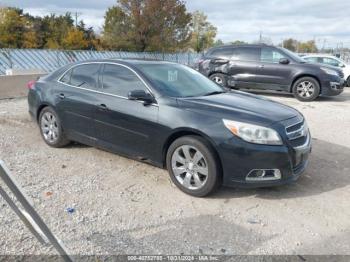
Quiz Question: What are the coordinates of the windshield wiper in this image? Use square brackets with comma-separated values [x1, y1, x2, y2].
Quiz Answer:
[203, 91, 226, 96]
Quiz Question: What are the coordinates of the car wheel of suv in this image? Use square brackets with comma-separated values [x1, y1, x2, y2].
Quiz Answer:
[209, 73, 227, 87]
[39, 107, 70, 148]
[347, 76, 350, 87]
[292, 77, 320, 102]
[166, 136, 221, 197]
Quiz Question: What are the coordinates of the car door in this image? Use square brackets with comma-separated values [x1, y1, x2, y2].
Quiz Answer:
[94, 63, 159, 159]
[227, 47, 260, 88]
[255, 47, 291, 91]
[55, 63, 101, 143]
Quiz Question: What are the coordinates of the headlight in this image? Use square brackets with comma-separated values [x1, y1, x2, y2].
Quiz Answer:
[321, 67, 338, 76]
[223, 119, 283, 145]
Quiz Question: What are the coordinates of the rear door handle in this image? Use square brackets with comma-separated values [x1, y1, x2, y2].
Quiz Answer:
[58, 93, 65, 99]
[98, 104, 110, 112]
[259, 65, 265, 68]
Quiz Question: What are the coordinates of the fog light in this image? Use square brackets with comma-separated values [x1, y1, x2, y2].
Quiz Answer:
[246, 169, 281, 181]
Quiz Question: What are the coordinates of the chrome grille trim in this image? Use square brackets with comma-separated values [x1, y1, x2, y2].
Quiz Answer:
[286, 121, 308, 141]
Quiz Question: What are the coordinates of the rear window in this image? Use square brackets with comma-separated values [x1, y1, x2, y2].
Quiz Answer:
[208, 48, 233, 58]
[232, 47, 260, 61]
[60, 64, 100, 89]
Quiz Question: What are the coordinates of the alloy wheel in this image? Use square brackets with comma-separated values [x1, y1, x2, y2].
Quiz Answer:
[296, 81, 315, 98]
[171, 145, 209, 190]
[40, 112, 59, 143]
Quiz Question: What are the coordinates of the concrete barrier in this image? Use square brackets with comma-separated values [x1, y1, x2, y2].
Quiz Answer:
[0, 74, 45, 99]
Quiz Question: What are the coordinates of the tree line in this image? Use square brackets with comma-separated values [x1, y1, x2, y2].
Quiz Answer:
[0, 0, 323, 53]
[0, 0, 218, 52]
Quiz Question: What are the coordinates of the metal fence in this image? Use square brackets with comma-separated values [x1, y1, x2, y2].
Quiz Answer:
[0, 49, 202, 75]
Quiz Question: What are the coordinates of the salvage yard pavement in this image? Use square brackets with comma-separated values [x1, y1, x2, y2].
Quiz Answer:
[0, 90, 350, 255]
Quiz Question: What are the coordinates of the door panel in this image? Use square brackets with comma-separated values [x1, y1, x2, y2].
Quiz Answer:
[227, 47, 260, 88]
[94, 95, 159, 159]
[255, 47, 291, 90]
[55, 86, 98, 140]
[55, 64, 101, 141]
[94, 63, 159, 159]
[227, 60, 258, 88]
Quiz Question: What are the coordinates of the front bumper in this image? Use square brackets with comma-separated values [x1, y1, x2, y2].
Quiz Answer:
[218, 128, 311, 188]
[320, 76, 345, 96]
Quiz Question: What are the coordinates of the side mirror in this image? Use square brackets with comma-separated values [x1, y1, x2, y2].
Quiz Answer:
[128, 90, 155, 105]
[340, 64, 346, 68]
[279, 58, 290, 65]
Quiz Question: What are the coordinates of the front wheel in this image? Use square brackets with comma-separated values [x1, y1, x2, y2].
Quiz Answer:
[209, 73, 227, 87]
[292, 77, 320, 102]
[166, 136, 221, 197]
[347, 76, 350, 87]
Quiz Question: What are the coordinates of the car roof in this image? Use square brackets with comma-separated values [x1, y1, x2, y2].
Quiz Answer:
[208, 43, 275, 50]
[303, 54, 339, 59]
[72, 58, 177, 67]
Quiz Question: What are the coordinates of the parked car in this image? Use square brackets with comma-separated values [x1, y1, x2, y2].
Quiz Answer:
[198, 44, 345, 101]
[28, 59, 311, 197]
[303, 54, 350, 87]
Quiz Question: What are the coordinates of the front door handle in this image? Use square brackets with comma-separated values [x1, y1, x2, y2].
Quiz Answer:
[58, 93, 65, 99]
[259, 65, 265, 68]
[98, 104, 110, 112]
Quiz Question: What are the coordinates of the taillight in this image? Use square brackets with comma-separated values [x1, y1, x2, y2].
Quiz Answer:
[27, 80, 36, 90]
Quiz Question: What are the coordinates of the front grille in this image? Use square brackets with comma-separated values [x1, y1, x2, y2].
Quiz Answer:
[285, 118, 309, 148]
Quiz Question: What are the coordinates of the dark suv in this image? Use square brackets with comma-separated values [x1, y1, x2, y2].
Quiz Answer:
[198, 44, 345, 101]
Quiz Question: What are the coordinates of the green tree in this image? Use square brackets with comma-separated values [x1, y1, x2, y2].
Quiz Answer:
[22, 31, 39, 48]
[213, 39, 224, 47]
[102, 0, 192, 51]
[299, 40, 318, 53]
[282, 38, 298, 52]
[62, 28, 88, 50]
[231, 40, 247, 45]
[0, 7, 25, 48]
[189, 11, 217, 52]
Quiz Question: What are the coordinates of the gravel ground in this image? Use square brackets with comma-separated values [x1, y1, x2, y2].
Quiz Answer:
[0, 90, 349, 256]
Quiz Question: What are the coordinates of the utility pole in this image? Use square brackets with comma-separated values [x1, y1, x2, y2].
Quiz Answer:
[74, 11, 82, 27]
[259, 31, 262, 43]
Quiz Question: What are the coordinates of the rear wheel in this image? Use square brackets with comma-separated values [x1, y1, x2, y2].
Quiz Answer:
[39, 107, 70, 148]
[292, 77, 320, 102]
[166, 136, 221, 197]
[209, 73, 227, 87]
[347, 76, 350, 87]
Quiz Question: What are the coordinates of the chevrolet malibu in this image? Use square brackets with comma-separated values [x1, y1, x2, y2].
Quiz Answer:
[28, 60, 311, 197]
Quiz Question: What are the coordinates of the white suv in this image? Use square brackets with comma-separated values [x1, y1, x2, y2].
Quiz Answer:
[303, 54, 350, 86]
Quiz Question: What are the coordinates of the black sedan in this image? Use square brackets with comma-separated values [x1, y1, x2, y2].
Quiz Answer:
[28, 59, 311, 197]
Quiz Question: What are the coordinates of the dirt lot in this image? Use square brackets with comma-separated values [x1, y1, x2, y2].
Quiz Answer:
[0, 90, 349, 256]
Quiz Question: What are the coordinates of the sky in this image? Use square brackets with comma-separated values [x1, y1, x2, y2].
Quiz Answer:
[1, 0, 350, 48]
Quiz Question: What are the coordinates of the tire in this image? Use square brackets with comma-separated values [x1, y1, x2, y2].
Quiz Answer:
[166, 136, 221, 197]
[209, 73, 227, 87]
[292, 77, 320, 102]
[38, 106, 70, 148]
[347, 76, 350, 87]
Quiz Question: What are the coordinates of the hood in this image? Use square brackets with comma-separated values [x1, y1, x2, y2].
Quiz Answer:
[302, 61, 343, 73]
[177, 91, 300, 126]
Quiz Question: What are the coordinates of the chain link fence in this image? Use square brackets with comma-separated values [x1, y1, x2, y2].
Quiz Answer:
[0, 49, 202, 75]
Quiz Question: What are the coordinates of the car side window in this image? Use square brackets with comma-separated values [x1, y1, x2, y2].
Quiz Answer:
[260, 48, 286, 63]
[304, 57, 319, 63]
[322, 57, 340, 67]
[209, 48, 234, 59]
[101, 64, 147, 97]
[69, 64, 100, 89]
[60, 69, 72, 84]
[232, 47, 260, 61]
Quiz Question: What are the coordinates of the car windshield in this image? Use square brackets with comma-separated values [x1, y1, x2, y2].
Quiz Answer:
[135, 63, 225, 98]
[278, 47, 307, 63]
